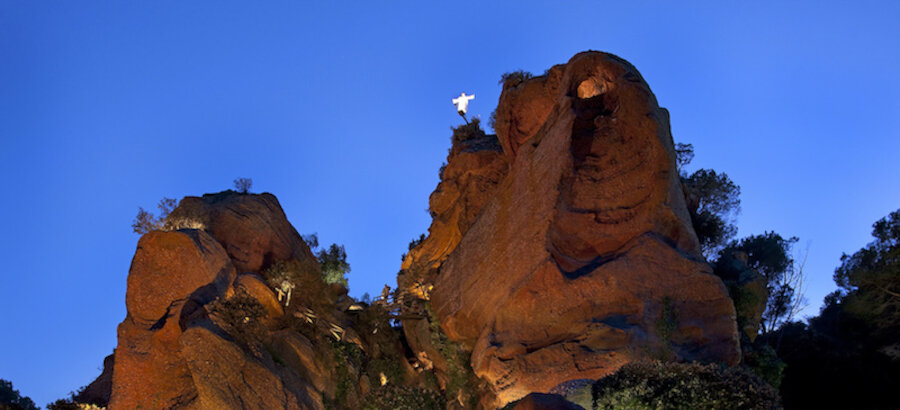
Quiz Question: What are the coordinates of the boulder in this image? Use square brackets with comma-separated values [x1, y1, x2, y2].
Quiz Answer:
[234, 273, 284, 320]
[110, 230, 235, 409]
[111, 310, 200, 409]
[425, 51, 740, 406]
[165, 191, 318, 274]
[493, 66, 564, 160]
[269, 330, 330, 393]
[125, 230, 235, 325]
[180, 324, 322, 410]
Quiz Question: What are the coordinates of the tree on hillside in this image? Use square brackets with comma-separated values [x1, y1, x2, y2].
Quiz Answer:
[318, 243, 350, 287]
[718, 232, 805, 334]
[233, 177, 253, 194]
[834, 208, 900, 336]
[675, 143, 742, 258]
[131, 197, 178, 234]
[498, 70, 534, 87]
[674, 142, 695, 174]
[302, 233, 351, 287]
[0, 379, 38, 410]
[765, 211, 900, 408]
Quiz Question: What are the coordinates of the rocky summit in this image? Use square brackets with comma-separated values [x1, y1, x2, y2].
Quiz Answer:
[87, 51, 746, 409]
[402, 51, 740, 407]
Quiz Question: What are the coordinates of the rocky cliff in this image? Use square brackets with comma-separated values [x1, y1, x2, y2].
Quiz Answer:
[400, 51, 740, 407]
[105, 192, 433, 409]
[88, 51, 745, 410]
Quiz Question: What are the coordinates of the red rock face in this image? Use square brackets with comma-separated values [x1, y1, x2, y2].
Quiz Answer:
[398, 131, 509, 390]
[426, 52, 740, 405]
[111, 230, 236, 409]
[125, 230, 236, 325]
[401, 135, 509, 278]
[166, 192, 317, 274]
[180, 325, 320, 410]
[110, 194, 326, 409]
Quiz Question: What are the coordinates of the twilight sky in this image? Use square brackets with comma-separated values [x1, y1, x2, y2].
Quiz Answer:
[2, 1, 899, 405]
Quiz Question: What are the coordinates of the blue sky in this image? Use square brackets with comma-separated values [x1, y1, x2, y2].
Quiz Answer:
[1, 1, 898, 405]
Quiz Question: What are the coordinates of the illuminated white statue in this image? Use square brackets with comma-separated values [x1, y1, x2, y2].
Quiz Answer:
[452, 92, 475, 115]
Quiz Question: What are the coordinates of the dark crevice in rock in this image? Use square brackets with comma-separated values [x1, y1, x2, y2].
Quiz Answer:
[555, 252, 623, 280]
[149, 298, 186, 330]
[596, 315, 631, 330]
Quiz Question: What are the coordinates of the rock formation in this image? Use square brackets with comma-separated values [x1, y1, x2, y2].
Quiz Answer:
[401, 51, 741, 407]
[107, 192, 421, 409]
[89, 50, 748, 410]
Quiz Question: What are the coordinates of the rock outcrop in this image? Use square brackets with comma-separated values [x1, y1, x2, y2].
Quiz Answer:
[95, 50, 747, 410]
[164, 191, 317, 274]
[111, 229, 237, 409]
[108, 192, 418, 410]
[402, 51, 740, 407]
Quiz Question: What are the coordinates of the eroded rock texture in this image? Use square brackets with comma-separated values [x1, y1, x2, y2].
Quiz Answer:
[397, 123, 509, 403]
[109, 193, 333, 409]
[405, 51, 740, 406]
[165, 191, 318, 274]
[111, 229, 237, 409]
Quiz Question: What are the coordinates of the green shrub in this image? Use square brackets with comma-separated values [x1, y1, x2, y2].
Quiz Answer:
[425, 303, 479, 407]
[327, 339, 365, 409]
[741, 341, 785, 389]
[451, 118, 486, 146]
[401, 233, 427, 261]
[591, 361, 780, 410]
[131, 197, 178, 234]
[233, 177, 253, 194]
[499, 70, 534, 87]
[208, 289, 267, 348]
[44, 398, 81, 410]
[319, 243, 350, 286]
[262, 259, 332, 313]
[298, 234, 351, 287]
[353, 304, 406, 385]
[656, 297, 678, 342]
[362, 385, 445, 410]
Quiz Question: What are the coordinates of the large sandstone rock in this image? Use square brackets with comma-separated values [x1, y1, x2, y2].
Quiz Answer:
[493, 68, 562, 160]
[180, 324, 322, 410]
[165, 191, 318, 274]
[234, 273, 284, 321]
[111, 229, 236, 409]
[419, 51, 739, 406]
[109, 192, 419, 410]
[400, 130, 509, 279]
[398, 126, 509, 392]
[124, 230, 235, 325]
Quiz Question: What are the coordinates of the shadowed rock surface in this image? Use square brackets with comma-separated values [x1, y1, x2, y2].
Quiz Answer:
[508, 393, 585, 410]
